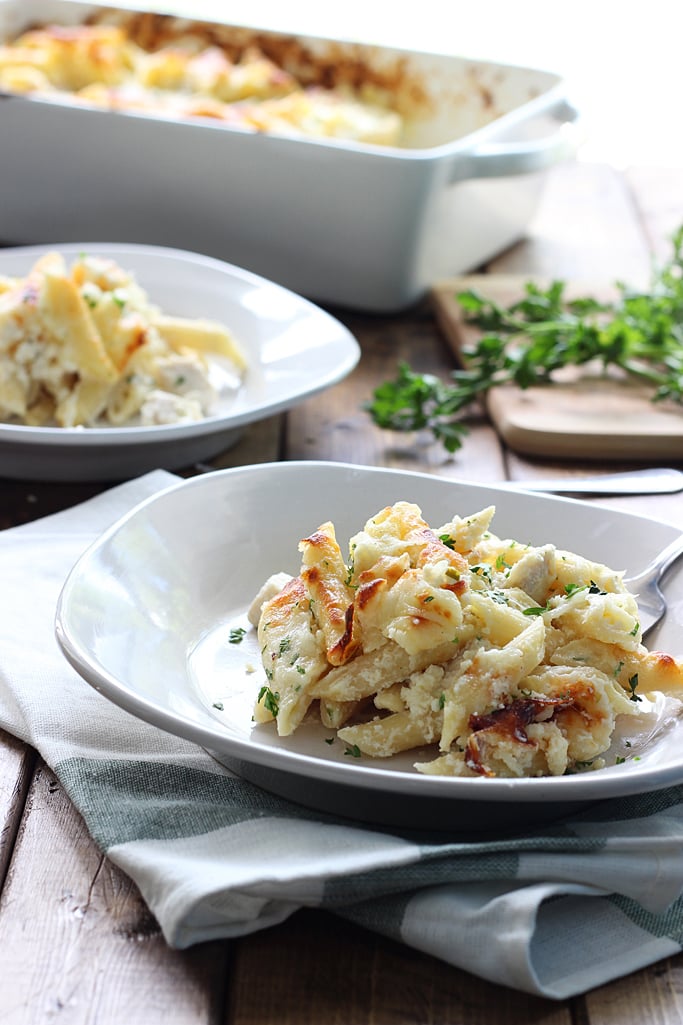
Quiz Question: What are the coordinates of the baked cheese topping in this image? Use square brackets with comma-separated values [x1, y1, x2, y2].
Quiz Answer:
[249, 500, 683, 778]
[0, 252, 246, 428]
[0, 20, 403, 145]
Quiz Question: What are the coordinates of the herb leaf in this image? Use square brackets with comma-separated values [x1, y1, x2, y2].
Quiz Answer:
[627, 673, 642, 703]
[258, 686, 280, 717]
[366, 226, 683, 451]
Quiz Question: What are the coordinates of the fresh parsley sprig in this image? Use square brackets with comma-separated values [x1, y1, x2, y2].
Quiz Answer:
[367, 226, 683, 452]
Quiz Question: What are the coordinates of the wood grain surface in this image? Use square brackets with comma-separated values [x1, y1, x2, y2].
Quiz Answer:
[1, 159, 683, 1024]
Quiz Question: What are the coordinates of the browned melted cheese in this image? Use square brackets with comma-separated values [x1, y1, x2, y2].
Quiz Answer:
[466, 696, 577, 775]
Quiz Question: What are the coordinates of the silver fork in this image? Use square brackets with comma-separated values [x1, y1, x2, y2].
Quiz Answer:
[624, 533, 683, 637]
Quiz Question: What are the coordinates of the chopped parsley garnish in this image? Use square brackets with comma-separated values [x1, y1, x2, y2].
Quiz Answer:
[343, 743, 362, 758]
[366, 225, 683, 452]
[523, 604, 550, 616]
[627, 673, 642, 702]
[212, 701, 224, 711]
[439, 533, 456, 550]
[229, 626, 247, 644]
[258, 686, 280, 717]
[565, 581, 607, 598]
[564, 582, 586, 597]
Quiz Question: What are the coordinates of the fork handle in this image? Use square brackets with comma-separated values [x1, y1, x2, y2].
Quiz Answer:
[508, 468, 683, 495]
[626, 533, 683, 587]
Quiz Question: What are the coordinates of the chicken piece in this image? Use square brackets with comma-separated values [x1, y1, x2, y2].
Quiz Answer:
[505, 545, 555, 604]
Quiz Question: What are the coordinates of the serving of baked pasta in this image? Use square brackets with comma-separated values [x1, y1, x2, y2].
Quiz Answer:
[247, 500, 683, 778]
[0, 251, 246, 429]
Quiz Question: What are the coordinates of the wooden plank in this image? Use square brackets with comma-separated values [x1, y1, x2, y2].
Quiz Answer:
[201, 412, 283, 471]
[0, 761, 230, 1024]
[584, 958, 683, 1025]
[0, 480, 104, 530]
[285, 304, 507, 483]
[230, 909, 573, 1025]
[0, 415, 283, 527]
[0, 730, 36, 891]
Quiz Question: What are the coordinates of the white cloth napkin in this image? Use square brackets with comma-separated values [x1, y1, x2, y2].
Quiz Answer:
[2, 470, 683, 1000]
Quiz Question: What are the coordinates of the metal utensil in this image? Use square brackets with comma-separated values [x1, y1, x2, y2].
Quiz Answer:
[624, 533, 683, 637]
[507, 467, 683, 496]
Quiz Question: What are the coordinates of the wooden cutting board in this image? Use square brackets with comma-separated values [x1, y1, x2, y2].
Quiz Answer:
[431, 275, 683, 460]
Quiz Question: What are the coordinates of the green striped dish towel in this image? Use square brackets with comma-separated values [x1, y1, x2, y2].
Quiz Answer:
[1, 470, 683, 1000]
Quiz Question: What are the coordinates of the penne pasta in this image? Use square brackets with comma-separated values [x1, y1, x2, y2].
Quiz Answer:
[0, 252, 246, 429]
[248, 501, 683, 778]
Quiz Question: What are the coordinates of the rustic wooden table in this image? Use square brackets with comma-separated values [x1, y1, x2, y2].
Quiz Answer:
[1, 160, 682, 1023]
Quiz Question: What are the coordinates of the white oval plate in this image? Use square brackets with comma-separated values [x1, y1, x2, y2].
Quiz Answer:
[0, 244, 360, 481]
[55, 462, 683, 831]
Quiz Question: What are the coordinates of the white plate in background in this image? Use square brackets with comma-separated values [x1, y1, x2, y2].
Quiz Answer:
[0, 244, 360, 481]
[55, 462, 683, 831]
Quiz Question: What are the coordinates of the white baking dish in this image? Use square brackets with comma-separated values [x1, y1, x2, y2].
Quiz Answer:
[0, 1, 579, 311]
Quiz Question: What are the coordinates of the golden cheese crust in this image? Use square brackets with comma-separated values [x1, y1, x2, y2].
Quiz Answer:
[299, 522, 359, 666]
[0, 16, 403, 146]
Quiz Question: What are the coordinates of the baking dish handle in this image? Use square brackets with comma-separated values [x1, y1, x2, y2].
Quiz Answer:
[449, 100, 581, 182]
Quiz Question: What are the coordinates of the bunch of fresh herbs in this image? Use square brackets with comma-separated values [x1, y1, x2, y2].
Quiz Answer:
[367, 226, 683, 452]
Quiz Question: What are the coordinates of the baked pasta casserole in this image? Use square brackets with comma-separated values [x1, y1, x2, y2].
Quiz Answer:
[248, 501, 683, 778]
[0, 12, 403, 145]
